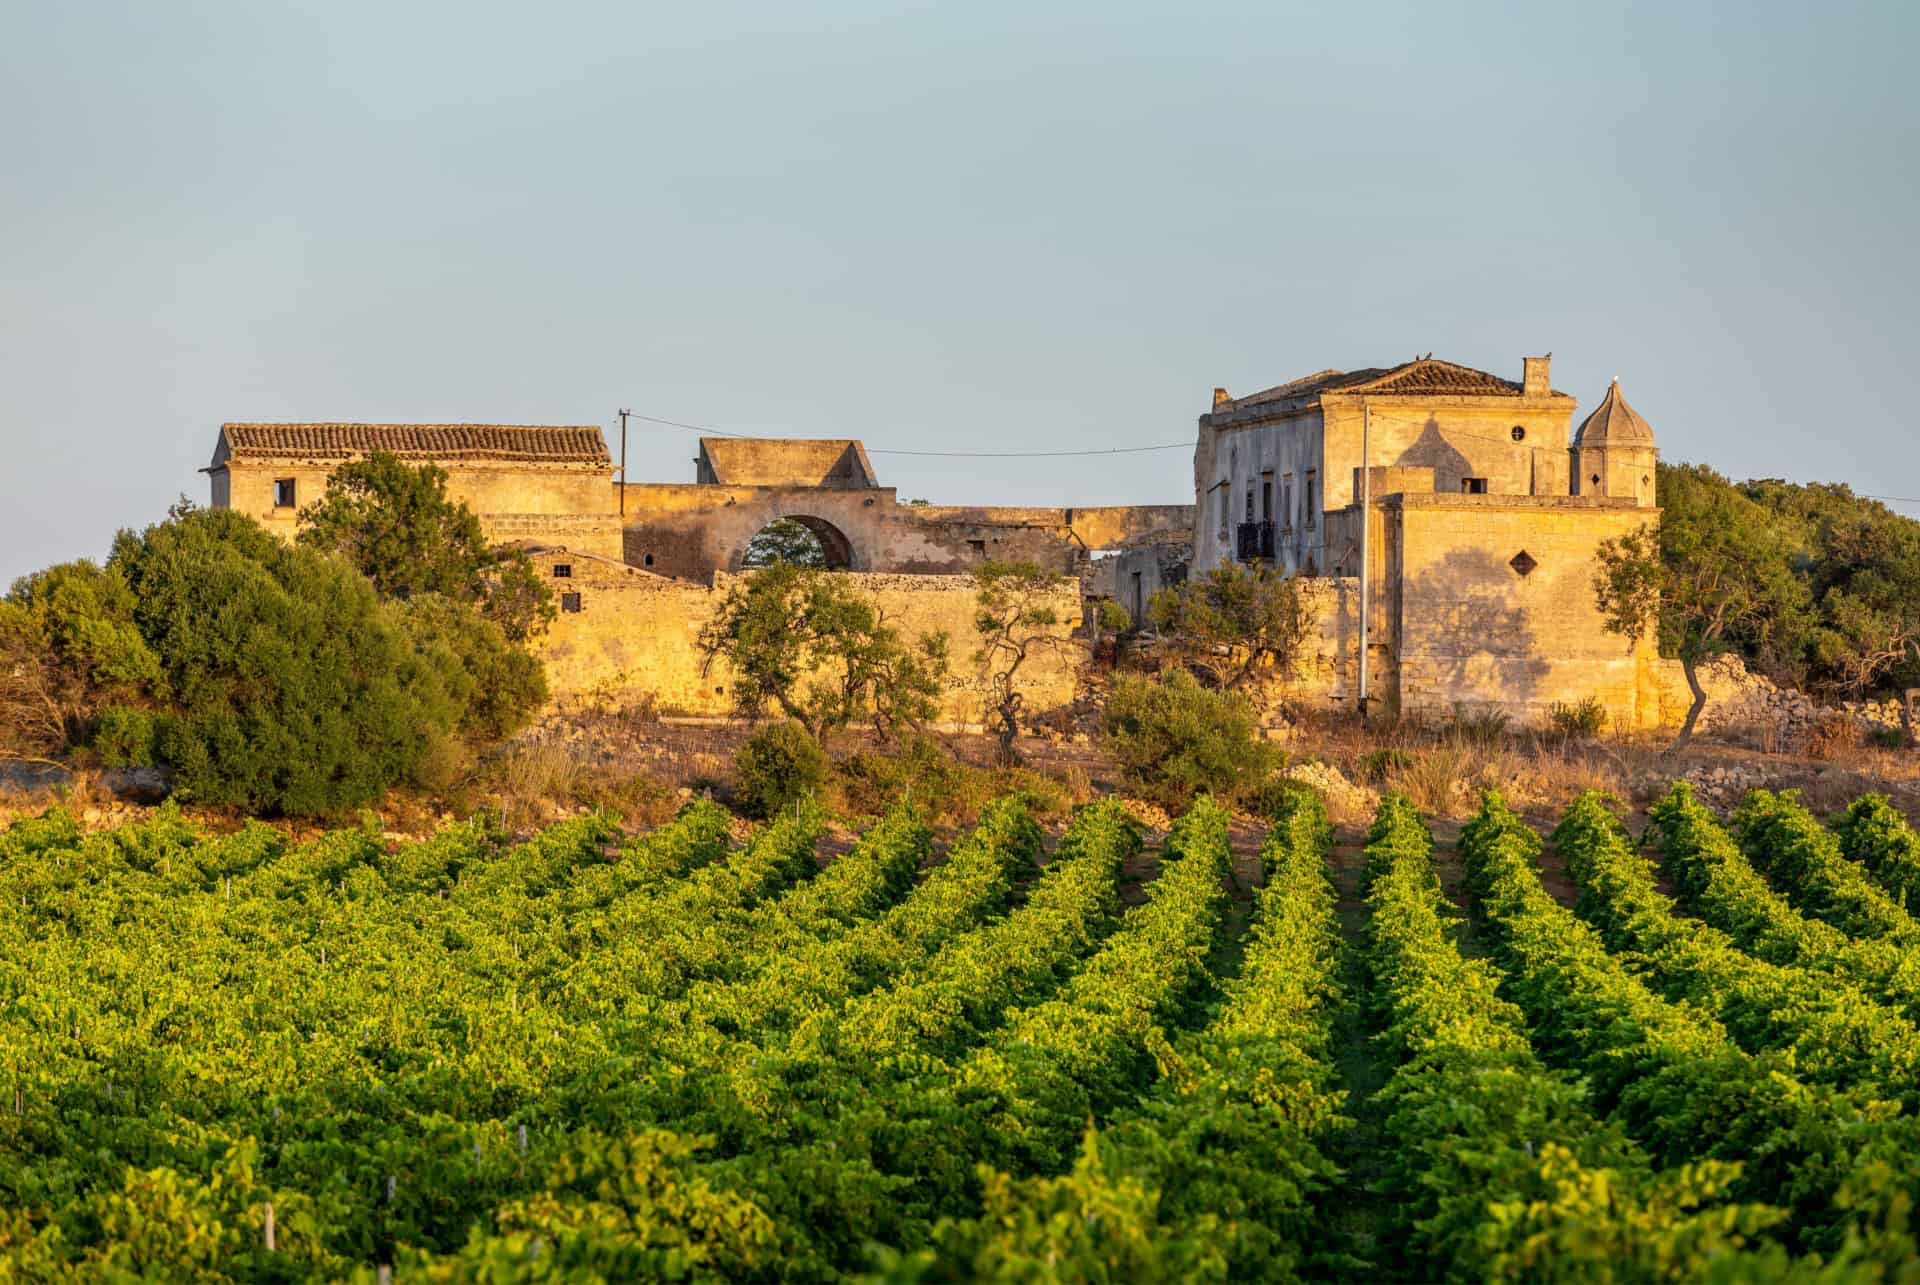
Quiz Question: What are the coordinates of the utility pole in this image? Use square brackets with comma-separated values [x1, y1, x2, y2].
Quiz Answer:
[1358, 402, 1371, 720]
[618, 409, 631, 516]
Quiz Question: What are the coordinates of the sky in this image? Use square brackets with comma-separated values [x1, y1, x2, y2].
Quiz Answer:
[3, 0, 1916, 585]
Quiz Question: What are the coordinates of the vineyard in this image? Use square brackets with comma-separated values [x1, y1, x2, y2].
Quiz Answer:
[3, 784, 1920, 1281]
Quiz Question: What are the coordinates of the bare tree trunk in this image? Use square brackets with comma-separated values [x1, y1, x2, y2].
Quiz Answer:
[1665, 655, 1708, 757]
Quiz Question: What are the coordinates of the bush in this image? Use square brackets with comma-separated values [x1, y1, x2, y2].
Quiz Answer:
[1100, 670, 1278, 811]
[91, 706, 163, 767]
[827, 734, 1069, 825]
[1245, 774, 1316, 822]
[109, 508, 455, 816]
[1548, 697, 1608, 740]
[396, 593, 546, 741]
[734, 722, 829, 820]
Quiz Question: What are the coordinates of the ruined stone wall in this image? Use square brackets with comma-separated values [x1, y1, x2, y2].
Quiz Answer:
[1388, 495, 1661, 729]
[527, 552, 1084, 725]
[617, 483, 1192, 581]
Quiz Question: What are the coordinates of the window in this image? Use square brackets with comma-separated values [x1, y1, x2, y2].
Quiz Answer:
[552, 564, 573, 578]
[1462, 477, 1489, 494]
[560, 592, 582, 613]
[968, 539, 987, 557]
[1245, 484, 1255, 522]
[273, 478, 296, 508]
[643, 553, 655, 567]
[1303, 471, 1316, 527]
[1510, 426, 1527, 443]
[1509, 551, 1538, 577]
[1281, 476, 1293, 528]
[1259, 472, 1273, 521]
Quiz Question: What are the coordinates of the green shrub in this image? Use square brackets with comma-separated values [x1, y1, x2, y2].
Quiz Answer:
[1245, 773, 1316, 822]
[109, 508, 454, 816]
[396, 593, 546, 740]
[1548, 696, 1608, 740]
[1100, 670, 1278, 811]
[828, 734, 1069, 825]
[91, 706, 163, 767]
[734, 721, 829, 820]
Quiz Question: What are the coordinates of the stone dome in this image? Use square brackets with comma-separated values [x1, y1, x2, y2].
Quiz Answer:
[1572, 380, 1655, 447]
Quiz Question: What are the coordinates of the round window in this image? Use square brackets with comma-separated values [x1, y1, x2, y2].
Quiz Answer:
[1510, 426, 1526, 443]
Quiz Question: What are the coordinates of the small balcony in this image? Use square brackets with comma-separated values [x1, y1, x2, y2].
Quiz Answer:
[1235, 520, 1276, 562]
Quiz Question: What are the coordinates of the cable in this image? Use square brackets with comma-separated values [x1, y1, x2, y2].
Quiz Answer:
[620, 406, 1918, 498]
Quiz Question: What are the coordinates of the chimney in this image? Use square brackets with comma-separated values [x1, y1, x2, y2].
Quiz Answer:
[1522, 354, 1551, 398]
[1212, 387, 1232, 409]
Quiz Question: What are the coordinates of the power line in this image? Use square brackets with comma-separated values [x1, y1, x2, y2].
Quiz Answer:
[619, 407, 1920, 497]
[622, 408, 1188, 457]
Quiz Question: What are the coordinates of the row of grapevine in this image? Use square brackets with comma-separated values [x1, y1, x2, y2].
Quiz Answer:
[680, 794, 1044, 1041]
[1361, 794, 1787, 1281]
[925, 791, 1348, 1281]
[1832, 793, 1920, 908]
[1463, 792, 1920, 1267]
[1555, 792, 1920, 1104]
[1735, 790, 1920, 946]
[1647, 784, 1920, 1022]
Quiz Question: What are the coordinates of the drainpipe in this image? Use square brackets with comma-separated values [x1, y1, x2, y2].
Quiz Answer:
[1358, 403, 1371, 719]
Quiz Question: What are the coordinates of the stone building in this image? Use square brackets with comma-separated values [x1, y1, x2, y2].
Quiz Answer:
[205, 424, 1184, 723]
[205, 360, 1676, 730]
[1127, 353, 1668, 728]
[204, 423, 625, 558]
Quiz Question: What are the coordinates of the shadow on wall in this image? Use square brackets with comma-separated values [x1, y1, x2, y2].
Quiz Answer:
[1392, 417, 1474, 493]
[1402, 545, 1550, 714]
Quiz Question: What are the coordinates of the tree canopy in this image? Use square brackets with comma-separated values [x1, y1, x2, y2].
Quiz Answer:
[1148, 563, 1315, 690]
[297, 451, 554, 641]
[698, 563, 946, 740]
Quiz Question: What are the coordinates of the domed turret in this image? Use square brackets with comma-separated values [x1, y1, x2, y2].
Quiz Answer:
[1571, 380, 1658, 506]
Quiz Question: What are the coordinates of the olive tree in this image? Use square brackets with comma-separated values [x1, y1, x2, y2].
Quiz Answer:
[972, 560, 1073, 763]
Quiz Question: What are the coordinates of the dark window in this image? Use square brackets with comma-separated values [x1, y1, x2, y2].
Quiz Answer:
[1510, 551, 1538, 577]
[1260, 473, 1273, 521]
[1462, 477, 1489, 494]
[1245, 485, 1255, 521]
[552, 564, 572, 578]
[643, 553, 655, 567]
[1281, 477, 1293, 528]
[560, 592, 582, 613]
[1304, 472, 1317, 526]
[274, 478, 296, 508]
[968, 539, 987, 556]
[1510, 426, 1527, 443]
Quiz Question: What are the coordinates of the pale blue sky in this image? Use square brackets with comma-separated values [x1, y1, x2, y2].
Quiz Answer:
[3, 1, 1916, 585]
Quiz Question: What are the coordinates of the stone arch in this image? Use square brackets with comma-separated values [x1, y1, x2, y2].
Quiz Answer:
[735, 513, 862, 571]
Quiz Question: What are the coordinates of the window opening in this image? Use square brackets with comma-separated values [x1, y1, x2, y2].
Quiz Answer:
[1304, 472, 1317, 527]
[1510, 426, 1527, 443]
[968, 539, 987, 556]
[1462, 477, 1489, 495]
[274, 478, 296, 508]
[1260, 472, 1273, 521]
[552, 564, 573, 578]
[560, 592, 583, 613]
[1509, 551, 1538, 577]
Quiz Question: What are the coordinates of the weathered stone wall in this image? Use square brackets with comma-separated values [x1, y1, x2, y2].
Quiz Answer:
[527, 552, 1084, 725]
[1388, 494, 1662, 729]
[617, 483, 1192, 581]
[220, 460, 616, 545]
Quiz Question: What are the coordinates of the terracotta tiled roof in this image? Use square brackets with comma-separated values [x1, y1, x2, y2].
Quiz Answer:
[1572, 381, 1655, 446]
[1217, 357, 1558, 417]
[218, 423, 611, 465]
